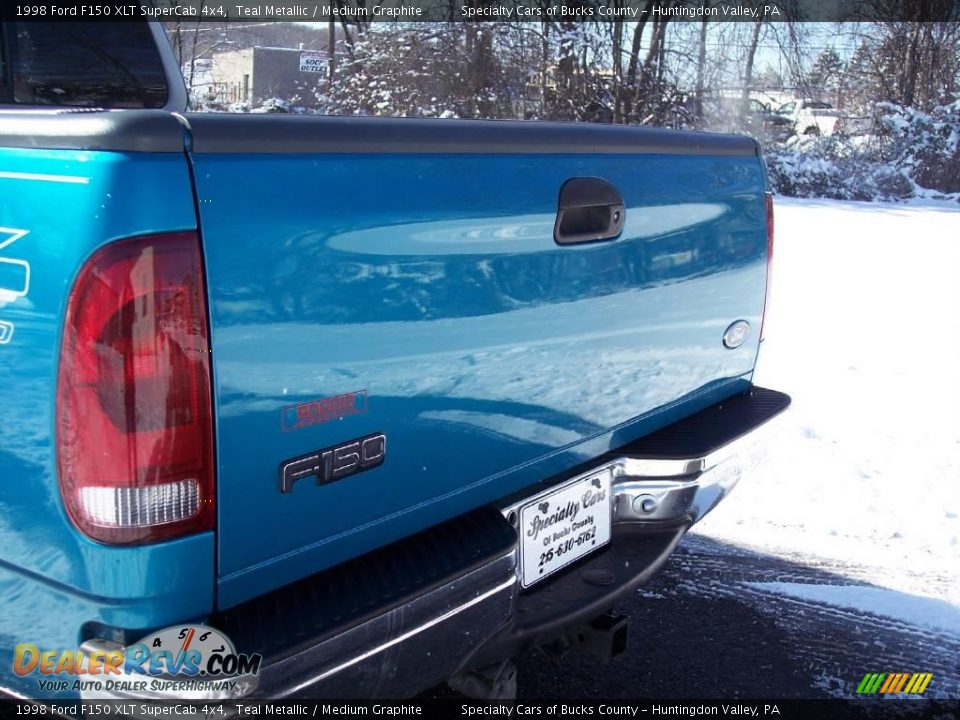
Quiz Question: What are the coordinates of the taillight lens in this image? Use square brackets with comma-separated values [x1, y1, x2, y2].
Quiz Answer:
[759, 192, 774, 342]
[57, 233, 214, 544]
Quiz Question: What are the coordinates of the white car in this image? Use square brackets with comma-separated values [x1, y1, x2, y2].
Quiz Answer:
[777, 98, 843, 136]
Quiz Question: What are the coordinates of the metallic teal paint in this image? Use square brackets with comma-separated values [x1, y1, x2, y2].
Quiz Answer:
[0, 137, 769, 678]
[187, 151, 769, 608]
[0, 148, 214, 680]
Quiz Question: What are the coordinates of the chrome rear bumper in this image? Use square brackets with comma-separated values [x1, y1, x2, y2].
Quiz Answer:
[79, 387, 789, 702]
[613, 421, 768, 526]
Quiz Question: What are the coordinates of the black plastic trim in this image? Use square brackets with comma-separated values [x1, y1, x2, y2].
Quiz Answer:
[184, 113, 760, 156]
[558, 176, 624, 208]
[0, 109, 760, 157]
[554, 176, 626, 245]
[0, 109, 187, 152]
[212, 505, 517, 663]
[464, 523, 687, 670]
[619, 386, 791, 459]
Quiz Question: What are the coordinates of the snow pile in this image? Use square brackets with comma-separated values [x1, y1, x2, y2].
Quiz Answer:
[188, 94, 299, 115]
[876, 101, 960, 196]
[250, 97, 292, 114]
[766, 101, 960, 203]
[765, 135, 895, 201]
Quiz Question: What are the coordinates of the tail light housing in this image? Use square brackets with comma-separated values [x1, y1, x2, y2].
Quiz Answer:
[57, 233, 214, 544]
[759, 192, 774, 342]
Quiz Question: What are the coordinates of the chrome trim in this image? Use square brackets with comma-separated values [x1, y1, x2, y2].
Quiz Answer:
[78, 548, 517, 702]
[80, 399, 782, 700]
[260, 545, 517, 698]
[612, 417, 774, 526]
[723, 320, 751, 349]
[0, 683, 31, 700]
[282, 575, 517, 697]
[503, 408, 781, 533]
[502, 464, 619, 521]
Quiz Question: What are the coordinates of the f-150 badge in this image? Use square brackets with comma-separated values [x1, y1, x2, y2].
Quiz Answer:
[279, 432, 386, 494]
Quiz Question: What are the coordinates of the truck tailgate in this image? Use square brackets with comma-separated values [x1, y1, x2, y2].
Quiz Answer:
[184, 115, 768, 608]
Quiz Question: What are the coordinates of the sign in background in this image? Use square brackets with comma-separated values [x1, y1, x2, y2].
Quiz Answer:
[299, 50, 327, 74]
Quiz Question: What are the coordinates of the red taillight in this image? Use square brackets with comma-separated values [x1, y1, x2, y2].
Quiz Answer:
[57, 233, 214, 544]
[759, 192, 774, 342]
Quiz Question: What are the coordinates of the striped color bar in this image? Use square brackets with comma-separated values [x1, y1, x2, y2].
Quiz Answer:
[856, 672, 933, 694]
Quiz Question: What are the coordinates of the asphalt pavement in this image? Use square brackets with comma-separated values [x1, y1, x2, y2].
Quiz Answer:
[511, 535, 960, 701]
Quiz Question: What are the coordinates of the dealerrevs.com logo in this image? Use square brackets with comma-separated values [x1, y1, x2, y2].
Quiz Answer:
[14, 625, 260, 696]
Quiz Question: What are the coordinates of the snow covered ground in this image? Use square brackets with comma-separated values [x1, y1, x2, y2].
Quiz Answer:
[693, 196, 960, 623]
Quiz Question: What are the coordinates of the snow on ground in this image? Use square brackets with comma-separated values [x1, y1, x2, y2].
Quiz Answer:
[693, 196, 960, 610]
[743, 581, 960, 636]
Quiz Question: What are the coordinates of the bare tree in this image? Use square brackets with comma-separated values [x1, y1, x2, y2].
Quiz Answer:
[739, 13, 764, 121]
[693, 17, 709, 123]
[328, 17, 336, 80]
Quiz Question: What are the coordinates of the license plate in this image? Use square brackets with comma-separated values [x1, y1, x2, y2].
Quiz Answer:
[518, 468, 612, 588]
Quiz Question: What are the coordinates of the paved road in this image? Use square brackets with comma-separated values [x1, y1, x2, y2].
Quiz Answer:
[510, 535, 960, 701]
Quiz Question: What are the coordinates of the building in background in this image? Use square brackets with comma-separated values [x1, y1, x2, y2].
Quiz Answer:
[200, 46, 328, 107]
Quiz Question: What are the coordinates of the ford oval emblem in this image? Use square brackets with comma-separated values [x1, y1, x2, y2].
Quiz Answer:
[723, 320, 750, 349]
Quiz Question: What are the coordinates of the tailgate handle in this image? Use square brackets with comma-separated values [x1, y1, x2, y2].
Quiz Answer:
[554, 177, 626, 245]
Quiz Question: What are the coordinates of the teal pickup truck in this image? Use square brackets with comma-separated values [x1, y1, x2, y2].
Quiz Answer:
[0, 20, 788, 701]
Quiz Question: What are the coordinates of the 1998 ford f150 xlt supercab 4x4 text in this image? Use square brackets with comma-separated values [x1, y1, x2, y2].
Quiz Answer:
[0, 21, 789, 701]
